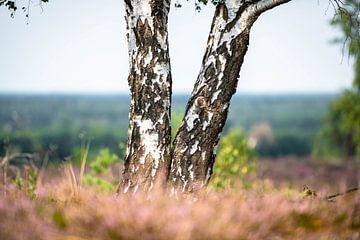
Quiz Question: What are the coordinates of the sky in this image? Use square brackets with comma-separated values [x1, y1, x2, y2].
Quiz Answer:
[0, 0, 355, 94]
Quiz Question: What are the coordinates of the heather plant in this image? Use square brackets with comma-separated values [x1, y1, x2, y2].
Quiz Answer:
[0, 196, 53, 240]
[210, 129, 257, 189]
[1, 153, 360, 239]
[2, 179, 359, 240]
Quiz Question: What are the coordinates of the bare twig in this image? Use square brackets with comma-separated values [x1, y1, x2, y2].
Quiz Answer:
[326, 187, 359, 201]
[0, 153, 34, 168]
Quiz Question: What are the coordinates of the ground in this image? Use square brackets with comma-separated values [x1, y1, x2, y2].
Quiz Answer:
[0, 158, 359, 240]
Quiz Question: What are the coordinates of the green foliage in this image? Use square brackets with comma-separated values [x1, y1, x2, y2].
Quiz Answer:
[52, 210, 67, 230]
[318, 1, 360, 159]
[83, 148, 119, 192]
[171, 111, 183, 141]
[331, 0, 360, 90]
[90, 148, 118, 175]
[331, 1, 360, 56]
[319, 90, 360, 158]
[0, 95, 128, 160]
[13, 166, 38, 199]
[83, 176, 115, 192]
[256, 134, 312, 157]
[0, 94, 334, 159]
[312, 130, 342, 160]
[210, 129, 256, 189]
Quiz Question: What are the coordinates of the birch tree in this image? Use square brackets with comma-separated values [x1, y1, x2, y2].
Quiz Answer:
[121, 0, 294, 193]
[2, 0, 355, 193]
[120, 0, 355, 193]
[169, 0, 292, 192]
[120, 0, 172, 193]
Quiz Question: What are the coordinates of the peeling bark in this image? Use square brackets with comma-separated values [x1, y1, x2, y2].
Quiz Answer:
[121, 0, 172, 193]
[170, 0, 288, 192]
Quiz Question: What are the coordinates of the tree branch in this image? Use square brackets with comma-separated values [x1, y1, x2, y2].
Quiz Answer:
[253, 0, 292, 15]
[326, 187, 359, 201]
[0, 153, 35, 168]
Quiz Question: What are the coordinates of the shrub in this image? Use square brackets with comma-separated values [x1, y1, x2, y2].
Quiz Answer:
[83, 148, 119, 192]
[210, 129, 256, 189]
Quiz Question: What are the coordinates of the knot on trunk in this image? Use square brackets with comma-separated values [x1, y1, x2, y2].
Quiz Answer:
[195, 96, 208, 109]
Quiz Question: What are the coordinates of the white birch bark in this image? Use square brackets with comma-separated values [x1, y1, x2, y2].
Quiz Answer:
[170, 0, 290, 192]
[120, 0, 291, 193]
[121, 0, 172, 193]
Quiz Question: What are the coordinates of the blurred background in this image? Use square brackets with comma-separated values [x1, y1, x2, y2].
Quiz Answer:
[0, 0, 359, 189]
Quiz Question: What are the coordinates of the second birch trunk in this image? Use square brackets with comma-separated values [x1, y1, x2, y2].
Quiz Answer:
[170, 2, 260, 192]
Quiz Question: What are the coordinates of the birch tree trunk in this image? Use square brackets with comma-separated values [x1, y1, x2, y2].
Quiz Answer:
[121, 0, 172, 193]
[170, 0, 290, 192]
[120, 0, 290, 193]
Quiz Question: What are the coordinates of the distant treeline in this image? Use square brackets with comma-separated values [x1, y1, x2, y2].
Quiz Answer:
[0, 94, 336, 161]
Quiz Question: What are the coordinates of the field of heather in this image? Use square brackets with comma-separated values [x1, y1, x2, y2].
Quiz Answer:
[0, 159, 359, 240]
[1, 0, 359, 238]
